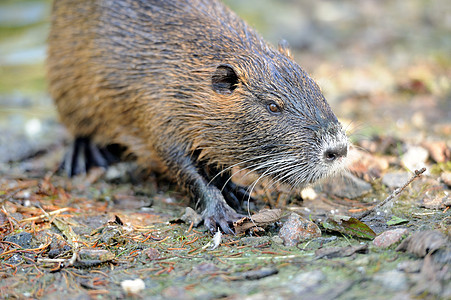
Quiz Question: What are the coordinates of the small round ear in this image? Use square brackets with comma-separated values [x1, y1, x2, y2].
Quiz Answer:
[212, 65, 239, 95]
[278, 39, 293, 59]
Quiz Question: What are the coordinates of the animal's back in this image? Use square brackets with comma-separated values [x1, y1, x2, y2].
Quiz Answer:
[48, 0, 254, 163]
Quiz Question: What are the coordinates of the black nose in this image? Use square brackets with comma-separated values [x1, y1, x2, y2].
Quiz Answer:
[323, 145, 348, 162]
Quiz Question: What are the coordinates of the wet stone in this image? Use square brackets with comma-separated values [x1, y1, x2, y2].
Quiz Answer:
[278, 213, 321, 247]
[373, 228, 409, 248]
[348, 147, 389, 181]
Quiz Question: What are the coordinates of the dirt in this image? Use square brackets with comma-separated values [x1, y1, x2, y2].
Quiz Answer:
[1, 0, 450, 299]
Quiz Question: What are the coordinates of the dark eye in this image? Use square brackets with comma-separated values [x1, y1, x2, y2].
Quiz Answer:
[267, 102, 281, 114]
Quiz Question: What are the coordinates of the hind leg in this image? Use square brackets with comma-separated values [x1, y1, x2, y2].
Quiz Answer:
[221, 180, 254, 211]
[60, 137, 121, 177]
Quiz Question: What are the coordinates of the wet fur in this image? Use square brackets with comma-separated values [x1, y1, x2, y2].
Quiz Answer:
[47, 0, 348, 233]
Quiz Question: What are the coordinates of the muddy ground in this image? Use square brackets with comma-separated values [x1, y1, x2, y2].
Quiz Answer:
[0, 0, 450, 299]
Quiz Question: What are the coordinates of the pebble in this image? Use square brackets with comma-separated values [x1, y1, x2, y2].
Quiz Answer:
[300, 187, 317, 200]
[422, 193, 450, 209]
[189, 262, 219, 276]
[373, 228, 408, 248]
[278, 213, 321, 246]
[121, 278, 145, 295]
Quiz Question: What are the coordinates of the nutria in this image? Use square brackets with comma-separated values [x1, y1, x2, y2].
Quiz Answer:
[47, 0, 349, 234]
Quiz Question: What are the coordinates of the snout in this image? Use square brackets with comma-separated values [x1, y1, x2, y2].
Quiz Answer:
[323, 144, 348, 162]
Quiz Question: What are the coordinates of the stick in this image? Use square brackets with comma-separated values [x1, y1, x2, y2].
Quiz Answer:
[19, 207, 72, 223]
[354, 168, 426, 220]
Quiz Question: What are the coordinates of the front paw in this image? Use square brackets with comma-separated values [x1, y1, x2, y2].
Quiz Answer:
[202, 200, 245, 235]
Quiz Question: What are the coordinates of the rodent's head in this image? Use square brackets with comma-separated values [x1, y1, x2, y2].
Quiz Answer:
[204, 46, 348, 187]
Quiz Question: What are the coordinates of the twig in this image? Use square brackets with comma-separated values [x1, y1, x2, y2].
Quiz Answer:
[37, 258, 67, 263]
[20, 207, 72, 223]
[354, 168, 426, 220]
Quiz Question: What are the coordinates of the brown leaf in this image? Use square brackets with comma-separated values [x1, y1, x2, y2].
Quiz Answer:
[234, 209, 282, 234]
[247, 209, 283, 224]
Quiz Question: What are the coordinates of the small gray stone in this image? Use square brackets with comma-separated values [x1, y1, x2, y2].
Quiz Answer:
[180, 207, 203, 227]
[321, 173, 372, 199]
[382, 172, 411, 189]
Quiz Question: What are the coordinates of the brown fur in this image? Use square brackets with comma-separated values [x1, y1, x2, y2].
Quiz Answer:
[47, 0, 348, 233]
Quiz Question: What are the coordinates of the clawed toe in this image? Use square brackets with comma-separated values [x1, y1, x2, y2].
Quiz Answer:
[202, 201, 245, 235]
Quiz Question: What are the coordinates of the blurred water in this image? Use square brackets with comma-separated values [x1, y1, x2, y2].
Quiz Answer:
[0, 2, 49, 27]
[0, 0, 51, 85]
[0, 0, 57, 164]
